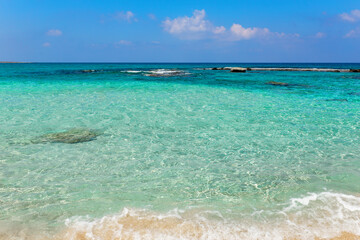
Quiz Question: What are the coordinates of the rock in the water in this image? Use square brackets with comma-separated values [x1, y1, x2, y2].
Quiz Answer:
[266, 81, 290, 86]
[325, 99, 348, 102]
[350, 69, 360, 72]
[230, 67, 247, 73]
[32, 128, 101, 144]
[211, 67, 247, 72]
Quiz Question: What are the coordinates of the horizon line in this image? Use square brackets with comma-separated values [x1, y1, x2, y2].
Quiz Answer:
[1, 61, 360, 64]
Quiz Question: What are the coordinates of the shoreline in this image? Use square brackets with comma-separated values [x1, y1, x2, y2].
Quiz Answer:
[1, 213, 359, 240]
[2, 190, 360, 240]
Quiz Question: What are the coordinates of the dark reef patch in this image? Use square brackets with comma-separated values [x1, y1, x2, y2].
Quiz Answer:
[32, 128, 101, 144]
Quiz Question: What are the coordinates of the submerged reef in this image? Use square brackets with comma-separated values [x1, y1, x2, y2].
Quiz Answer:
[266, 81, 290, 86]
[324, 99, 348, 102]
[211, 67, 360, 73]
[32, 128, 101, 144]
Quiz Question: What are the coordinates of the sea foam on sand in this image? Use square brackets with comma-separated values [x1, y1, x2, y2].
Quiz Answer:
[0, 192, 359, 239]
[56, 191, 360, 240]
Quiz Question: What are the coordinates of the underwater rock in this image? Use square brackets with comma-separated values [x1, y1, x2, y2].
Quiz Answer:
[348, 92, 360, 96]
[211, 67, 247, 72]
[324, 99, 348, 102]
[266, 81, 290, 86]
[32, 128, 101, 144]
[210, 67, 353, 72]
[251, 67, 347, 72]
[230, 67, 247, 73]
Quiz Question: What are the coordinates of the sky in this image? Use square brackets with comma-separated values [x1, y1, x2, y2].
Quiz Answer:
[0, 0, 360, 62]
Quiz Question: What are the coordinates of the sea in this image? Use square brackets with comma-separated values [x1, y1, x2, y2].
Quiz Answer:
[0, 63, 359, 240]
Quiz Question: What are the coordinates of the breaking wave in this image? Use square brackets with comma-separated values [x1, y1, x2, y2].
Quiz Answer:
[0, 192, 359, 239]
[59, 192, 360, 240]
[144, 69, 189, 77]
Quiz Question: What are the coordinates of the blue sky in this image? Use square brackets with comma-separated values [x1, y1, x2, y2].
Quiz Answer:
[1, 0, 360, 62]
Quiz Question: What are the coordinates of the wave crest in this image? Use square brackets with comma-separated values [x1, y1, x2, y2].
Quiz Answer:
[62, 192, 360, 240]
[1, 192, 359, 239]
[145, 69, 188, 77]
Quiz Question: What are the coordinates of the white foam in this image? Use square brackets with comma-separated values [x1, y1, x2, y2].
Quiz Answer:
[123, 70, 142, 73]
[285, 192, 360, 212]
[62, 192, 360, 240]
[144, 69, 188, 76]
[149, 69, 182, 74]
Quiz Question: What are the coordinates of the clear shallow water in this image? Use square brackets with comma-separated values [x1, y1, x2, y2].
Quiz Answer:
[0, 63, 360, 239]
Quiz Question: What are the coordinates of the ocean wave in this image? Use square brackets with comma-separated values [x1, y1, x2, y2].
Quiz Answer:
[0, 192, 359, 239]
[60, 192, 360, 240]
[22, 68, 190, 78]
[122, 70, 143, 73]
[145, 69, 189, 77]
[117, 69, 189, 77]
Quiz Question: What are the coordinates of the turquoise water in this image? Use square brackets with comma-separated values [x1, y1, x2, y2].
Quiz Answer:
[0, 63, 360, 239]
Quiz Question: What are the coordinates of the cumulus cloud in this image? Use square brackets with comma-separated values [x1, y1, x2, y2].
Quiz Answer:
[213, 26, 226, 34]
[230, 24, 270, 40]
[163, 9, 297, 41]
[163, 10, 213, 35]
[229, 24, 297, 41]
[47, 29, 62, 36]
[344, 28, 360, 38]
[340, 9, 360, 22]
[115, 11, 137, 22]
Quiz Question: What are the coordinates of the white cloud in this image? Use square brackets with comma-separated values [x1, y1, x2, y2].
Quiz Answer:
[43, 42, 51, 47]
[162, 9, 225, 39]
[344, 28, 360, 38]
[116, 40, 132, 46]
[163, 9, 296, 41]
[228, 24, 299, 40]
[163, 10, 212, 35]
[47, 29, 62, 36]
[115, 11, 137, 22]
[340, 9, 360, 22]
[314, 32, 326, 38]
[213, 26, 226, 34]
[230, 24, 270, 40]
